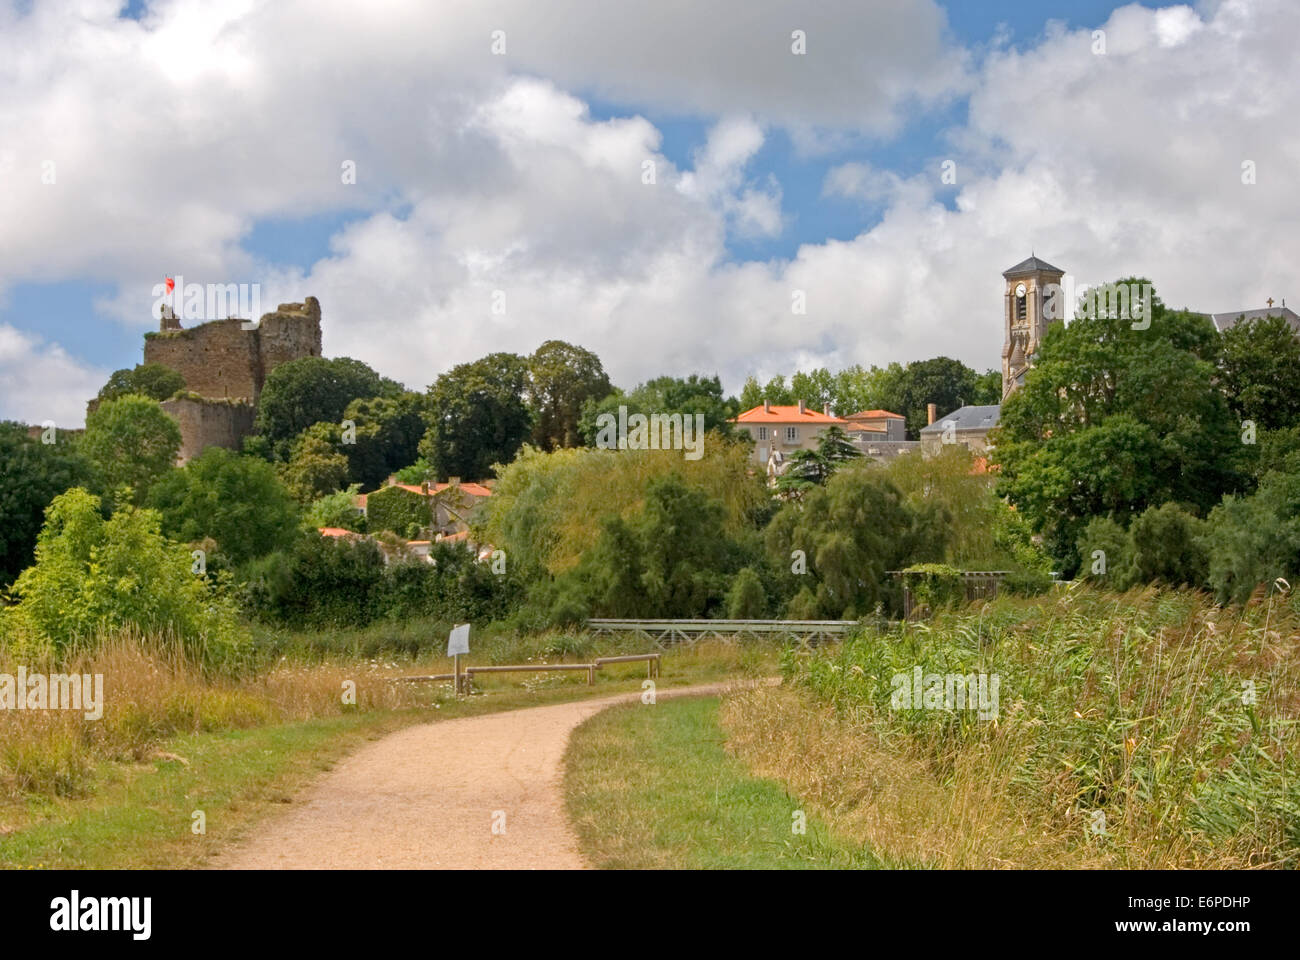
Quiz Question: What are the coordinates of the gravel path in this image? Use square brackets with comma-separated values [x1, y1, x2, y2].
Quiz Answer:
[213, 683, 731, 870]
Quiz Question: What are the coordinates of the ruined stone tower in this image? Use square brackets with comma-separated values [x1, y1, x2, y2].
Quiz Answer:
[140, 297, 323, 462]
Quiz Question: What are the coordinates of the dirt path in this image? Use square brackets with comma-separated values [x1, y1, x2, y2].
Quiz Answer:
[213, 683, 732, 870]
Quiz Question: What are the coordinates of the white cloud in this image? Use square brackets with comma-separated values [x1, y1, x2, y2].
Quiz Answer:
[0, 324, 106, 427]
[1, 0, 1299, 421]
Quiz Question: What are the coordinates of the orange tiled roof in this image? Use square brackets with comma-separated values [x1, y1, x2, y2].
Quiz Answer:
[733, 405, 847, 425]
[389, 482, 493, 499]
[318, 527, 358, 538]
[845, 409, 904, 420]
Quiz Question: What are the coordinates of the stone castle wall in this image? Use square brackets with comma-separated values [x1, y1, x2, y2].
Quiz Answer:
[143, 297, 322, 403]
[160, 396, 257, 465]
[135, 297, 323, 462]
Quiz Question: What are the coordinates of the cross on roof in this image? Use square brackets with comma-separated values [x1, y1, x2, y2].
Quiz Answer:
[1268, 297, 1275, 308]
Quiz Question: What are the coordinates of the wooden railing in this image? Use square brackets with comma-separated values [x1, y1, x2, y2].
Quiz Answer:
[584, 618, 857, 648]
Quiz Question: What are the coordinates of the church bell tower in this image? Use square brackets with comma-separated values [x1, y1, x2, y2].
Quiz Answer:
[1001, 255, 1065, 400]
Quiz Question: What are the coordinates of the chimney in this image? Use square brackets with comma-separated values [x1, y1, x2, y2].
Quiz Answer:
[798, 399, 806, 415]
[763, 399, 771, 413]
[420, 481, 429, 495]
[449, 476, 461, 486]
[823, 403, 832, 416]
[927, 403, 937, 426]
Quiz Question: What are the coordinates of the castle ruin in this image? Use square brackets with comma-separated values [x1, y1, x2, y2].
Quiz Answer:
[138, 297, 323, 463]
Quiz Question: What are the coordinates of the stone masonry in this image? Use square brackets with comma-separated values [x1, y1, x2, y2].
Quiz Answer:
[135, 297, 323, 463]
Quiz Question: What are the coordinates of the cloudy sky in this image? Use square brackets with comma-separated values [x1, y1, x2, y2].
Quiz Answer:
[1, 0, 1296, 426]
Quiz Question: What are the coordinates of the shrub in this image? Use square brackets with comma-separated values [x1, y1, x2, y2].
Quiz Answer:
[5, 489, 247, 667]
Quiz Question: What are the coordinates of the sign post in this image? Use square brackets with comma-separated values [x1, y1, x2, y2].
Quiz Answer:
[448, 623, 470, 694]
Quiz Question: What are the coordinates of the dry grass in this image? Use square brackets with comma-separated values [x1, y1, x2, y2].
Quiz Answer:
[0, 633, 433, 800]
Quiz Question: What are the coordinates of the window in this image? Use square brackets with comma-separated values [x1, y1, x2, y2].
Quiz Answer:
[757, 426, 768, 440]
[785, 426, 798, 442]
[1016, 294, 1027, 322]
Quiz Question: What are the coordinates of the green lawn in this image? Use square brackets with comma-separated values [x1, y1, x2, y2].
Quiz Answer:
[564, 695, 888, 869]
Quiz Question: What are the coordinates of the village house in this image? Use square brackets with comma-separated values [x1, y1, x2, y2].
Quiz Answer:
[355, 477, 493, 539]
[919, 404, 1001, 457]
[731, 400, 848, 476]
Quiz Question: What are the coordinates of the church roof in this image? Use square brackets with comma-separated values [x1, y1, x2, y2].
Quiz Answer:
[1003, 255, 1065, 279]
[1207, 306, 1300, 334]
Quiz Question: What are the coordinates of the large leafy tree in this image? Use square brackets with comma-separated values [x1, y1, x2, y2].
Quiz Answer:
[994, 279, 1244, 572]
[338, 392, 426, 489]
[576, 473, 732, 618]
[765, 463, 947, 618]
[887, 356, 986, 438]
[278, 423, 351, 503]
[1219, 314, 1300, 432]
[420, 352, 533, 480]
[0, 422, 89, 588]
[81, 394, 182, 504]
[148, 447, 301, 565]
[526, 340, 612, 451]
[578, 373, 738, 444]
[97, 363, 186, 403]
[255, 356, 400, 459]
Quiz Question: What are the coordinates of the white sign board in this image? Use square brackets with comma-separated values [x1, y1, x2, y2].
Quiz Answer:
[447, 623, 471, 657]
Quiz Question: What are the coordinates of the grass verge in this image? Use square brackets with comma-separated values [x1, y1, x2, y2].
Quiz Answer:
[563, 693, 890, 869]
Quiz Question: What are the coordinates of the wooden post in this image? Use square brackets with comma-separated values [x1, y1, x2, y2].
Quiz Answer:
[454, 653, 461, 695]
[587, 665, 595, 685]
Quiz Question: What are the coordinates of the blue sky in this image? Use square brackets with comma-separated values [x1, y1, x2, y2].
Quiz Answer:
[2, 0, 1295, 425]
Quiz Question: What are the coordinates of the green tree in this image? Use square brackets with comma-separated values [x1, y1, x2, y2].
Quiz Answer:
[579, 374, 738, 445]
[526, 340, 612, 451]
[576, 473, 732, 618]
[0, 422, 90, 588]
[1075, 516, 1137, 590]
[6, 488, 246, 662]
[279, 424, 351, 503]
[1129, 502, 1207, 588]
[97, 363, 186, 403]
[726, 566, 767, 618]
[339, 392, 426, 489]
[1201, 470, 1300, 604]
[994, 281, 1243, 572]
[81, 394, 181, 504]
[306, 485, 366, 532]
[255, 356, 399, 460]
[148, 447, 300, 565]
[789, 368, 835, 410]
[765, 464, 946, 618]
[420, 353, 533, 480]
[1219, 314, 1300, 432]
[883, 446, 1045, 571]
[888, 357, 984, 438]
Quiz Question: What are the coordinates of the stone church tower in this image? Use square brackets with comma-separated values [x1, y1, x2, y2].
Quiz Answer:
[1001, 255, 1065, 400]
